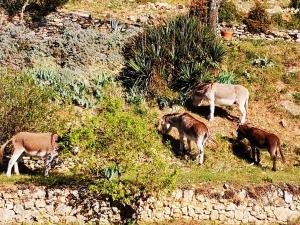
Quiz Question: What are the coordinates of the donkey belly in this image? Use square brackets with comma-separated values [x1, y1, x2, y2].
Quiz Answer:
[27, 150, 47, 157]
[215, 98, 235, 106]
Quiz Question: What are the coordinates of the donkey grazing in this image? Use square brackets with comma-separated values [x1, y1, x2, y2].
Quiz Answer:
[191, 83, 249, 124]
[0, 132, 59, 177]
[237, 125, 285, 171]
[160, 112, 209, 164]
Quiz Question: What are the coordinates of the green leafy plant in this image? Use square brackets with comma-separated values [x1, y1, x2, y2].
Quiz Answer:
[293, 92, 300, 104]
[26, 66, 113, 108]
[219, 0, 239, 24]
[216, 70, 236, 84]
[0, 69, 56, 142]
[253, 57, 274, 68]
[120, 15, 225, 104]
[271, 13, 300, 30]
[244, 1, 271, 33]
[65, 96, 178, 207]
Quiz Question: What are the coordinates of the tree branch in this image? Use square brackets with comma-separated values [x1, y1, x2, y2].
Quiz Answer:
[20, 0, 30, 25]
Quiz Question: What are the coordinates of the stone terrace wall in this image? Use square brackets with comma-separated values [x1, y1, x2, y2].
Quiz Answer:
[0, 184, 299, 224]
[137, 184, 300, 224]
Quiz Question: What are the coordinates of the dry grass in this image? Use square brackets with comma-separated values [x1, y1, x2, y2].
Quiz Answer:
[62, 0, 190, 22]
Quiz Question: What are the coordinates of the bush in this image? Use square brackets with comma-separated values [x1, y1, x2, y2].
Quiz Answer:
[26, 65, 114, 108]
[219, 0, 239, 24]
[0, 0, 68, 16]
[293, 92, 300, 104]
[120, 15, 225, 103]
[66, 95, 177, 206]
[216, 70, 236, 84]
[271, 13, 300, 30]
[0, 23, 140, 70]
[0, 69, 56, 142]
[244, 1, 271, 33]
[189, 0, 209, 23]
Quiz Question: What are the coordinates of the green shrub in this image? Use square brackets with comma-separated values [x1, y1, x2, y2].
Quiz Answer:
[1, 0, 68, 16]
[219, 0, 239, 24]
[253, 57, 274, 68]
[120, 15, 225, 103]
[0, 69, 56, 142]
[216, 70, 236, 84]
[271, 13, 300, 30]
[0, 23, 140, 70]
[67, 95, 177, 205]
[26, 66, 114, 108]
[293, 92, 300, 104]
[244, 1, 271, 33]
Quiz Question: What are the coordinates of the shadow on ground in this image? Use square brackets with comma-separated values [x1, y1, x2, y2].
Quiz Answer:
[161, 133, 197, 161]
[227, 137, 254, 164]
[186, 104, 240, 123]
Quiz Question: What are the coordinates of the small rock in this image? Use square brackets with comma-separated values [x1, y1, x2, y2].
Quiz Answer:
[281, 101, 300, 116]
[239, 189, 247, 201]
[280, 119, 288, 128]
[223, 183, 230, 189]
[210, 210, 219, 220]
[137, 15, 149, 23]
[284, 191, 293, 204]
[128, 15, 136, 22]
[183, 189, 194, 202]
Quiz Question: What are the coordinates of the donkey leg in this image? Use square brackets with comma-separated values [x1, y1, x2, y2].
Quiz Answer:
[209, 100, 215, 121]
[187, 139, 192, 155]
[44, 152, 57, 176]
[270, 147, 277, 171]
[239, 102, 247, 124]
[256, 148, 261, 166]
[250, 146, 256, 163]
[197, 138, 205, 165]
[179, 133, 184, 155]
[14, 161, 20, 175]
[7, 148, 24, 177]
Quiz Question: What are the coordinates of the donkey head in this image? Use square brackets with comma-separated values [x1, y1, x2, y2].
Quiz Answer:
[160, 113, 180, 134]
[191, 83, 211, 106]
[236, 124, 250, 141]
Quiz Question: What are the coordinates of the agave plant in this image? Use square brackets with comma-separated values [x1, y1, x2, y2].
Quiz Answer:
[216, 70, 236, 84]
[120, 15, 225, 103]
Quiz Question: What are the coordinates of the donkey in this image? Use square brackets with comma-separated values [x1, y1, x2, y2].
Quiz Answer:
[191, 83, 249, 124]
[237, 125, 285, 171]
[0, 132, 60, 177]
[160, 112, 209, 164]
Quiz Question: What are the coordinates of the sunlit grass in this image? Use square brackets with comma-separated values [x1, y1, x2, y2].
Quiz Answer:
[63, 0, 190, 19]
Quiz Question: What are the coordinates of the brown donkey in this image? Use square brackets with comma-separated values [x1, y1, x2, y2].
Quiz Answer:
[237, 125, 285, 171]
[0, 132, 59, 177]
[160, 112, 209, 164]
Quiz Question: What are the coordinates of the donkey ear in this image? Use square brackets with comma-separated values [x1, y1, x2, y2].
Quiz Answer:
[53, 134, 59, 141]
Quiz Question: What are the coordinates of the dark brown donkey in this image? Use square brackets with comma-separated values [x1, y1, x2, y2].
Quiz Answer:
[237, 125, 285, 171]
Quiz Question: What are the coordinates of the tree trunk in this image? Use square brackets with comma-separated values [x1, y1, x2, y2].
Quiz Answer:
[208, 0, 222, 32]
[20, 0, 30, 25]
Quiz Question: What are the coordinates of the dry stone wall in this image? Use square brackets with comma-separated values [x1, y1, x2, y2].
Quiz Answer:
[0, 184, 299, 224]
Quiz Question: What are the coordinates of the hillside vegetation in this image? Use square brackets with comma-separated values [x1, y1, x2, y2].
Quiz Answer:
[0, 0, 299, 218]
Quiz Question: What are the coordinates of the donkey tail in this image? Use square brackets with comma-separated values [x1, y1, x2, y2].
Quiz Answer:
[0, 138, 12, 164]
[206, 133, 218, 148]
[278, 141, 285, 163]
